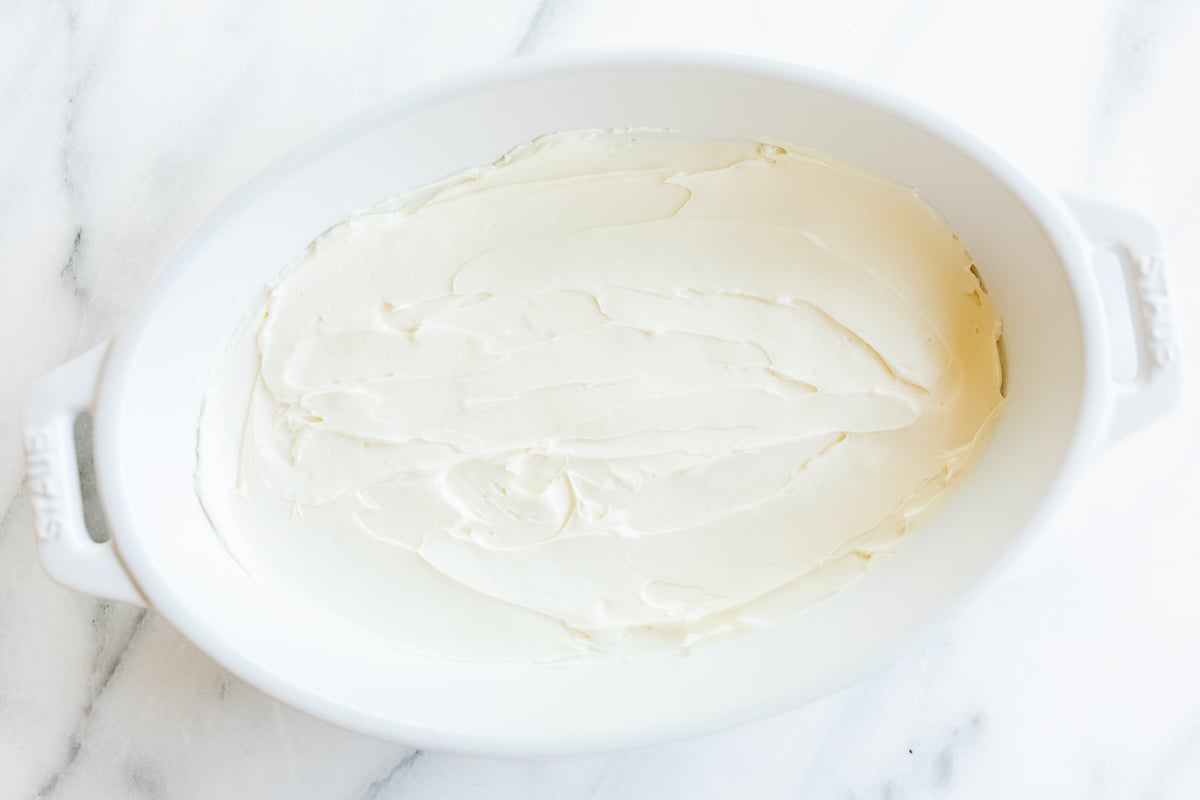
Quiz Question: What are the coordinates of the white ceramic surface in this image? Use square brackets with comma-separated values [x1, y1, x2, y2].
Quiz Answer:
[4, 1, 1199, 796]
[20, 52, 1181, 755]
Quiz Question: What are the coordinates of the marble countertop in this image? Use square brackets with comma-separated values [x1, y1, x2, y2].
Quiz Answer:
[3, 1, 1199, 797]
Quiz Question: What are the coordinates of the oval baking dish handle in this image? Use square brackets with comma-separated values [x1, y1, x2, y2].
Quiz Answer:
[23, 345, 147, 607]
[1064, 196, 1183, 447]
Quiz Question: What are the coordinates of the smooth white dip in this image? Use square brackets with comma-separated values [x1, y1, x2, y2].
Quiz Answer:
[196, 130, 1005, 661]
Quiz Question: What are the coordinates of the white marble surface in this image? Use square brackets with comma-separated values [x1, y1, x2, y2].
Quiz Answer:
[3, 0, 1199, 796]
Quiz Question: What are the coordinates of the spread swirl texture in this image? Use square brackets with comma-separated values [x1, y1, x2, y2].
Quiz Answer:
[197, 131, 1005, 661]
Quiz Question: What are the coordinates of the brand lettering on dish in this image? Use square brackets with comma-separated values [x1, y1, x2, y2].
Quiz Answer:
[24, 430, 63, 540]
[1133, 255, 1179, 370]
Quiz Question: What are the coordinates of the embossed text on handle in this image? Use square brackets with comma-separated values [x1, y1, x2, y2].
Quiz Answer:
[1133, 254, 1180, 371]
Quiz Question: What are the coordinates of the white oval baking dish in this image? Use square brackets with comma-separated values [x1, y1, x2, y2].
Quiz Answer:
[23, 53, 1181, 756]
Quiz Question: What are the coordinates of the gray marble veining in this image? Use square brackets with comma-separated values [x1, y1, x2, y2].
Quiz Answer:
[2, 0, 1199, 797]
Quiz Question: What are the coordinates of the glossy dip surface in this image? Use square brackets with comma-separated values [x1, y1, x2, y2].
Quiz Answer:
[196, 130, 1005, 661]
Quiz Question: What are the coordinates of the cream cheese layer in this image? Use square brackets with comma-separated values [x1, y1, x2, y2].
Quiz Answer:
[196, 130, 1005, 661]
